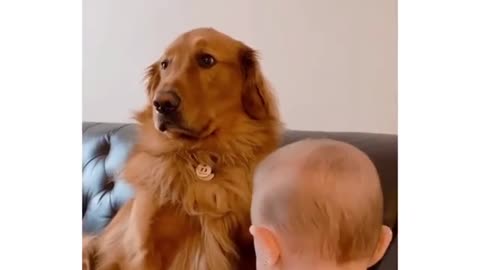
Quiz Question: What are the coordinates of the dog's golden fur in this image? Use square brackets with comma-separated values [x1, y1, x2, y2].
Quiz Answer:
[83, 28, 282, 270]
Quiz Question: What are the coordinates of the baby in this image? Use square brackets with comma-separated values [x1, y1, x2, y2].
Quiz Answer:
[249, 139, 392, 270]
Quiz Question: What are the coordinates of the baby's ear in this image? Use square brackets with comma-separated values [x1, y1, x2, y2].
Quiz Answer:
[249, 225, 280, 267]
[368, 225, 393, 267]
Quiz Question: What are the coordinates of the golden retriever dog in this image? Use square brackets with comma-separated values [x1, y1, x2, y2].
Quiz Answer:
[83, 27, 282, 270]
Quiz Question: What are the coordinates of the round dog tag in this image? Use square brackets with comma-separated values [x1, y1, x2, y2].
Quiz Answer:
[195, 164, 214, 181]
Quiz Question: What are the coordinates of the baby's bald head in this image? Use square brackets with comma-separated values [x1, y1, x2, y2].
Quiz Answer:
[251, 139, 386, 265]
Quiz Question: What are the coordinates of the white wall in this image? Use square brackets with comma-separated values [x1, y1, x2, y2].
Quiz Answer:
[83, 0, 397, 134]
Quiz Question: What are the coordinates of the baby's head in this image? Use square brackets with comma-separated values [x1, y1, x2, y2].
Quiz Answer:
[250, 139, 392, 270]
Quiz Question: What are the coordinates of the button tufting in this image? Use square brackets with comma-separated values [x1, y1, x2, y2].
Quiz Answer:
[104, 180, 115, 191]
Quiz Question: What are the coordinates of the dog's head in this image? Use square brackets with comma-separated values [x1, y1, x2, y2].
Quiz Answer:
[137, 28, 278, 140]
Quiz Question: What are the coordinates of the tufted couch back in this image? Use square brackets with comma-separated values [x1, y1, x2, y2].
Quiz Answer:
[82, 122, 397, 270]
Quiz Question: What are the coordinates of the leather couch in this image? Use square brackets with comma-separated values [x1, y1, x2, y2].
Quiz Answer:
[83, 122, 397, 269]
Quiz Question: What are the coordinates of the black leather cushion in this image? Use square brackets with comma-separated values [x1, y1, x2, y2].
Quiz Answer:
[82, 122, 397, 269]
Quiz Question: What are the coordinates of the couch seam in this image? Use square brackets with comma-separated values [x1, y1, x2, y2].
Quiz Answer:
[82, 123, 100, 134]
[108, 124, 131, 136]
[82, 153, 106, 171]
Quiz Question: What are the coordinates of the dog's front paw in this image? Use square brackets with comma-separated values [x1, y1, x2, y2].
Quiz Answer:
[82, 235, 96, 270]
[82, 256, 93, 270]
[129, 248, 148, 266]
[127, 248, 163, 270]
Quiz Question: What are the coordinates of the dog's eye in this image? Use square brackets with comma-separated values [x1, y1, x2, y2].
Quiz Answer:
[197, 54, 216, 69]
[160, 60, 169, 70]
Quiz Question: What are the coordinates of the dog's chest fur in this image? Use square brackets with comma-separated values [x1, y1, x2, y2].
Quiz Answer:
[124, 149, 257, 270]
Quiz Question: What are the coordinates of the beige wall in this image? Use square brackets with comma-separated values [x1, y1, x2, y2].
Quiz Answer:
[83, 0, 397, 134]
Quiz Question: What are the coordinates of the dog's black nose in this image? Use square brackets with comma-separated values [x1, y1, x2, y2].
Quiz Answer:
[153, 91, 181, 115]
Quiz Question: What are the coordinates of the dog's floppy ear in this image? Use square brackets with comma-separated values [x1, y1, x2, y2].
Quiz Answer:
[240, 46, 278, 120]
[133, 62, 162, 122]
[144, 62, 161, 100]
